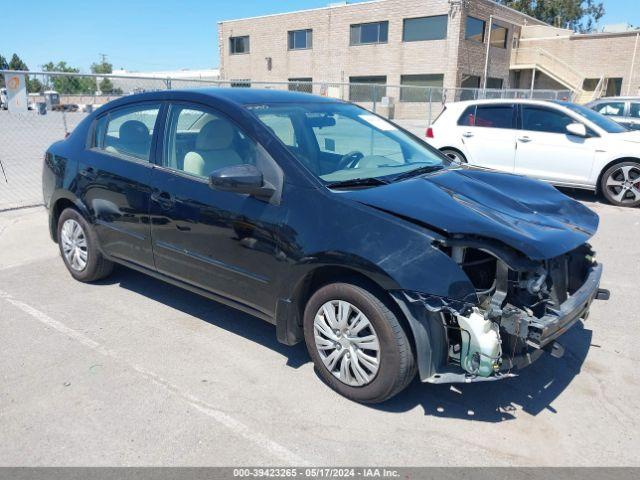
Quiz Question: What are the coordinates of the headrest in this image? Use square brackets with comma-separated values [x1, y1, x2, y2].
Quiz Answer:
[119, 120, 149, 144]
[196, 119, 235, 151]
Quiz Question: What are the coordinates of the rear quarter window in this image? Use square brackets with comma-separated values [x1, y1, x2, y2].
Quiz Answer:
[458, 104, 515, 129]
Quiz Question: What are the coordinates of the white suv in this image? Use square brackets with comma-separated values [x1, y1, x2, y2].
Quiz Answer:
[426, 99, 640, 207]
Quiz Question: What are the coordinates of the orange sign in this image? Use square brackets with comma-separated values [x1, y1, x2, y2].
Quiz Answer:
[7, 76, 20, 89]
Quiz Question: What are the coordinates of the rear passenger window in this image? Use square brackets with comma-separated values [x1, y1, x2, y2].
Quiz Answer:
[630, 103, 640, 119]
[93, 104, 161, 161]
[458, 105, 515, 129]
[522, 106, 574, 134]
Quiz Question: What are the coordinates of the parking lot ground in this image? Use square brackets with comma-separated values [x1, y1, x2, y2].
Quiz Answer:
[1, 196, 639, 466]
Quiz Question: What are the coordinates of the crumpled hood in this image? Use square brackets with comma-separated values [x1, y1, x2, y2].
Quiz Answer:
[341, 167, 599, 260]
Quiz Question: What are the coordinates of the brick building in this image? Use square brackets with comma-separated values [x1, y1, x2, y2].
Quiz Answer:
[217, 0, 640, 104]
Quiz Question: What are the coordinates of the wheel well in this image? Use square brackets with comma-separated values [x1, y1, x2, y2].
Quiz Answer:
[439, 147, 466, 161]
[596, 157, 640, 194]
[50, 199, 77, 242]
[291, 266, 416, 351]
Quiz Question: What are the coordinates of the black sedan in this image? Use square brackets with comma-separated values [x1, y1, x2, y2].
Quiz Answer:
[43, 88, 608, 403]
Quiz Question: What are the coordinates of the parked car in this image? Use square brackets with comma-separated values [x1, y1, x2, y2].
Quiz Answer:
[587, 97, 640, 131]
[427, 99, 640, 207]
[0, 87, 7, 110]
[43, 89, 608, 403]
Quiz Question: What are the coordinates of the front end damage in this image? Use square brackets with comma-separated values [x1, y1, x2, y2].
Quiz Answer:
[391, 239, 610, 384]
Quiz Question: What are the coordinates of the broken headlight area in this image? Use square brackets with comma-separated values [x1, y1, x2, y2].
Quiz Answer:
[399, 241, 609, 384]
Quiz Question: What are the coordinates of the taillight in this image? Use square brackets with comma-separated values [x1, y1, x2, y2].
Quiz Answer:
[426, 127, 434, 139]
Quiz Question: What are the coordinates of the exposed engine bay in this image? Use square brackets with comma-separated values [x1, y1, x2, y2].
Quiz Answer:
[396, 239, 609, 383]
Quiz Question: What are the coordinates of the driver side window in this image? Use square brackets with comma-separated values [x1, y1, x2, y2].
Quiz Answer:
[521, 106, 574, 134]
[164, 105, 257, 178]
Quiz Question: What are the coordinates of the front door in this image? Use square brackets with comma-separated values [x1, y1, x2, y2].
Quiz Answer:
[456, 103, 517, 173]
[148, 103, 288, 316]
[79, 102, 162, 269]
[514, 105, 596, 186]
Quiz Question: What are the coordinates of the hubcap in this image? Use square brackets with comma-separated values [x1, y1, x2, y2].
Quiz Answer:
[443, 150, 464, 164]
[313, 300, 380, 387]
[605, 165, 640, 204]
[60, 219, 88, 272]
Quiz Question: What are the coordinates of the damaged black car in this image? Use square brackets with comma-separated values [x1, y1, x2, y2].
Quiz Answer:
[43, 89, 609, 403]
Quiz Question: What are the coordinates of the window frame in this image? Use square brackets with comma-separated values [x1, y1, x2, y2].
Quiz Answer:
[229, 35, 250, 55]
[88, 101, 163, 164]
[489, 23, 509, 49]
[158, 101, 285, 197]
[350, 21, 389, 46]
[457, 103, 517, 130]
[519, 104, 583, 135]
[288, 29, 313, 50]
[402, 15, 448, 43]
[465, 16, 486, 43]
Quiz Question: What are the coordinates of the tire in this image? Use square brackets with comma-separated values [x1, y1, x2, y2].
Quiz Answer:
[600, 161, 640, 207]
[303, 282, 416, 404]
[441, 148, 467, 164]
[57, 208, 114, 282]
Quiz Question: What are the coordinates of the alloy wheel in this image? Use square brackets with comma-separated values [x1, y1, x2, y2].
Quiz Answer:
[60, 219, 88, 271]
[605, 165, 640, 204]
[313, 300, 381, 387]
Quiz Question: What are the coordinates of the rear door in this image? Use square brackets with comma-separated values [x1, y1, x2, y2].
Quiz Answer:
[514, 104, 596, 185]
[80, 102, 162, 269]
[455, 103, 517, 173]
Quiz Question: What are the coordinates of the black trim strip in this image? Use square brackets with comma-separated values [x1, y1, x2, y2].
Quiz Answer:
[95, 219, 147, 241]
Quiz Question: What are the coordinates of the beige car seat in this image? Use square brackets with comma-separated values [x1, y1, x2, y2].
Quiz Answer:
[183, 119, 244, 177]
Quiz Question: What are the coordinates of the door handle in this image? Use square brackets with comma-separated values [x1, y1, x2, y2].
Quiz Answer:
[462, 132, 474, 138]
[151, 191, 175, 210]
[517, 136, 532, 143]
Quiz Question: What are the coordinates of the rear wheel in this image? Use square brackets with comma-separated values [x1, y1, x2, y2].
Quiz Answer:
[57, 208, 114, 282]
[303, 282, 416, 404]
[441, 148, 467, 164]
[600, 161, 640, 207]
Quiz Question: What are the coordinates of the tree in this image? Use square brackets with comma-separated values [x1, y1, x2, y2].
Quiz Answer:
[8, 53, 28, 71]
[42, 61, 95, 94]
[0, 54, 8, 87]
[496, 0, 605, 33]
[91, 55, 122, 94]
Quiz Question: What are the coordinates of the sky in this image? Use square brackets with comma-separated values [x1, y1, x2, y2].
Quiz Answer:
[1, 0, 637, 73]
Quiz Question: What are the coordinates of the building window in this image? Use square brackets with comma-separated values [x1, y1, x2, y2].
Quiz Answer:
[350, 21, 389, 45]
[349, 76, 387, 102]
[466, 16, 486, 42]
[230, 79, 251, 88]
[403, 16, 448, 42]
[230, 36, 250, 55]
[490, 24, 508, 48]
[486, 77, 504, 89]
[288, 78, 313, 93]
[460, 75, 481, 100]
[288, 29, 312, 50]
[400, 74, 444, 102]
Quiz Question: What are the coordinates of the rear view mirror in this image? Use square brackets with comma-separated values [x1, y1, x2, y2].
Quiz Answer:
[566, 123, 588, 138]
[209, 164, 274, 200]
[306, 114, 336, 128]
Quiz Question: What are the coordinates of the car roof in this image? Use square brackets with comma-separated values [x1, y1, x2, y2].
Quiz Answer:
[591, 96, 640, 101]
[445, 98, 569, 109]
[114, 87, 343, 107]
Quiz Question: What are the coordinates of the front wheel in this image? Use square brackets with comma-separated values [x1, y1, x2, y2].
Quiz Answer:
[441, 148, 467, 164]
[600, 161, 640, 207]
[57, 208, 114, 282]
[303, 282, 416, 403]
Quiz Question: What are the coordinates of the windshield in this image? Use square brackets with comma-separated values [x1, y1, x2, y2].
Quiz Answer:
[249, 102, 449, 185]
[555, 101, 628, 134]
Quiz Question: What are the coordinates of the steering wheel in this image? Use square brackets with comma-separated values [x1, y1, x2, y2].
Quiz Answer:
[337, 151, 365, 170]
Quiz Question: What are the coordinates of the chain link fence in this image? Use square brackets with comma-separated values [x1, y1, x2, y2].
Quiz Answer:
[0, 70, 572, 211]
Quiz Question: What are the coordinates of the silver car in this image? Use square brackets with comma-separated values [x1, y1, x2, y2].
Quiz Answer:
[587, 97, 640, 131]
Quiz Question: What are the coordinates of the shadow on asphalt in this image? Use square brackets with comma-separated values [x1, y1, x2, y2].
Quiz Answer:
[98, 264, 593, 423]
[99, 267, 310, 370]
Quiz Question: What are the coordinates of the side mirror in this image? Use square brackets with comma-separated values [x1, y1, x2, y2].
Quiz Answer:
[209, 164, 275, 200]
[566, 122, 588, 138]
